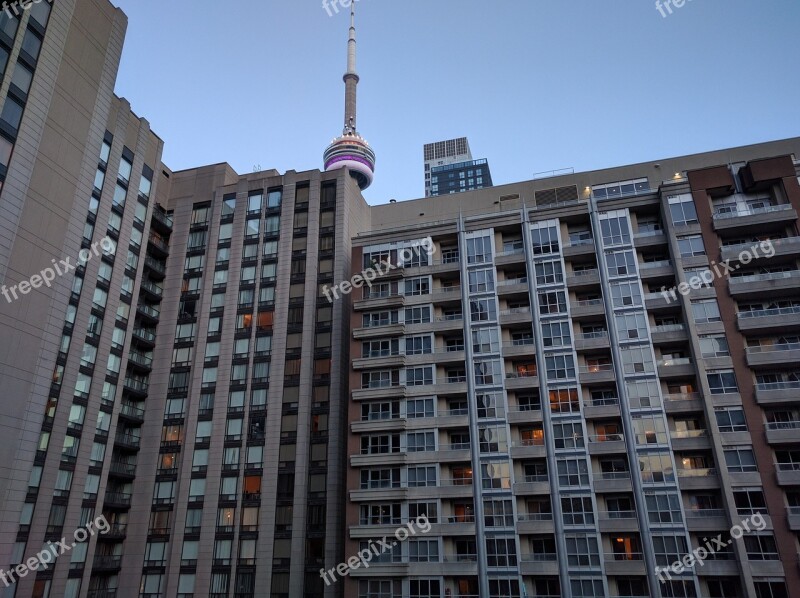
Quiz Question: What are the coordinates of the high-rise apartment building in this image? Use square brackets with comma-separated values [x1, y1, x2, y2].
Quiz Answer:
[345, 143, 800, 598]
[1, 1, 800, 598]
[423, 139, 493, 197]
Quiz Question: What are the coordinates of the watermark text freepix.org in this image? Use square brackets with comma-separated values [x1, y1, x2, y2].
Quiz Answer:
[660, 239, 774, 303]
[656, 512, 766, 582]
[0, 515, 110, 587]
[1, 236, 115, 304]
[322, 237, 436, 303]
[2, 0, 51, 19]
[322, 0, 361, 18]
[320, 514, 432, 585]
[655, 0, 694, 18]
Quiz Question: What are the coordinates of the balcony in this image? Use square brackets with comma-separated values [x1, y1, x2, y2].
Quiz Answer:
[495, 247, 525, 265]
[499, 306, 532, 325]
[143, 256, 166, 279]
[592, 472, 632, 493]
[638, 259, 674, 280]
[643, 291, 673, 310]
[516, 513, 554, 534]
[684, 508, 729, 532]
[737, 306, 800, 333]
[151, 205, 173, 232]
[583, 397, 620, 419]
[721, 236, 800, 262]
[633, 229, 668, 248]
[776, 463, 800, 486]
[650, 324, 688, 344]
[669, 429, 711, 450]
[136, 303, 160, 323]
[510, 439, 546, 459]
[712, 203, 797, 232]
[123, 377, 149, 396]
[114, 433, 141, 451]
[147, 233, 169, 256]
[566, 268, 600, 289]
[519, 553, 559, 575]
[505, 370, 538, 393]
[746, 342, 800, 367]
[787, 506, 800, 531]
[598, 510, 638, 532]
[562, 239, 595, 256]
[574, 331, 609, 351]
[755, 382, 800, 406]
[127, 350, 153, 372]
[497, 277, 529, 296]
[502, 339, 535, 358]
[570, 298, 604, 318]
[676, 468, 719, 490]
[104, 491, 132, 508]
[765, 421, 800, 444]
[353, 322, 405, 340]
[513, 474, 551, 495]
[587, 433, 626, 455]
[139, 279, 163, 301]
[657, 357, 695, 378]
[663, 392, 703, 414]
[578, 364, 616, 384]
[604, 553, 646, 575]
[92, 555, 122, 571]
[131, 327, 157, 348]
[729, 271, 800, 297]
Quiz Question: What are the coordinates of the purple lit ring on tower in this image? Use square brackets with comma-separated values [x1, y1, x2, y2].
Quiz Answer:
[324, 154, 375, 171]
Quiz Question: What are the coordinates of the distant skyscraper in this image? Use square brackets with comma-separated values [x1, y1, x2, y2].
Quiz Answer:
[423, 137, 493, 197]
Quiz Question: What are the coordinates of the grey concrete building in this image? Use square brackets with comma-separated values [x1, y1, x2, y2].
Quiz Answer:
[345, 138, 800, 598]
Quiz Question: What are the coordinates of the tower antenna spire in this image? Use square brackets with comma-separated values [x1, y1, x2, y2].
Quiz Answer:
[322, 0, 376, 190]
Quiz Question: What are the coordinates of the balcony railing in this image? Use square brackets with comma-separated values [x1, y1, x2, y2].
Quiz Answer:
[756, 381, 800, 391]
[685, 508, 725, 518]
[713, 203, 793, 220]
[738, 306, 800, 319]
[766, 421, 800, 431]
[746, 342, 800, 354]
[732, 270, 798, 284]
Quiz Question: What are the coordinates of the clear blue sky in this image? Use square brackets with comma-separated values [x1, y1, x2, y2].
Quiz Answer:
[110, 0, 800, 205]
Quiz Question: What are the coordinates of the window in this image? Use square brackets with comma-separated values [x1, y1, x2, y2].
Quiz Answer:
[474, 360, 502, 385]
[615, 312, 648, 340]
[715, 408, 747, 432]
[408, 466, 436, 487]
[545, 354, 575, 380]
[562, 496, 594, 525]
[600, 214, 631, 246]
[539, 291, 566, 314]
[406, 366, 433, 386]
[699, 335, 730, 357]
[606, 250, 637, 277]
[565, 534, 600, 567]
[535, 260, 563, 285]
[404, 306, 431, 324]
[0, 96, 23, 130]
[611, 282, 642, 307]
[677, 235, 706, 257]
[486, 537, 517, 567]
[404, 277, 429, 295]
[531, 225, 559, 254]
[118, 156, 132, 183]
[557, 458, 589, 487]
[744, 534, 779, 560]
[404, 336, 431, 355]
[407, 431, 435, 452]
[725, 447, 757, 473]
[468, 269, 494, 293]
[553, 421, 583, 449]
[470, 298, 496, 321]
[692, 299, 721, 323]
[472, 328, 499, 354]
[407, 398, 434, 418]
[541, 321, 571, 347]
[707, 370, 738, 394]
[669, 194, 698, 226]
[466, 236, 492, 264]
